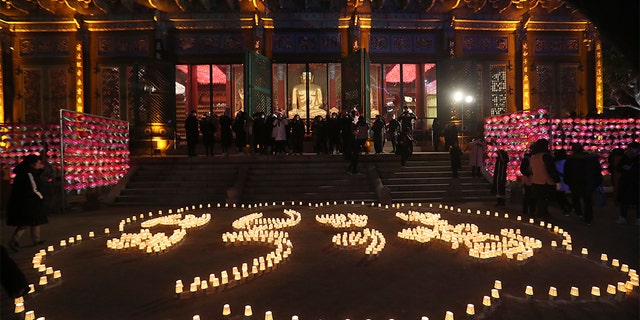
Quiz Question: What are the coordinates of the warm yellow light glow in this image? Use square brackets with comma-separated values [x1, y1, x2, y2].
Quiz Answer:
[522, 41, 530, 110]
[570, 286, 579, 297]
[0, 47, 4, 123]
[595, 40, 603, 114]
[525, 285, 533, 296]
[465, 304, 475, 315]
[75, 42, 84, 112]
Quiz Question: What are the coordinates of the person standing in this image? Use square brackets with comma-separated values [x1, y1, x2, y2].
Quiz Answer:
[232, 111, 247, 155]
[615, 142, 639, 225]
[450, 145, 463, 178]
[398, 126, 415, 166]
[272, 113, 288, 155]
[327, 112, 341, 154]
[431, 118, 443, 151]
[200, 113, 216, 156]
[371, 114, 386, 154]
[552, 149, 574, 216]
[355, 116, 370, 154]
[7, 154, 47, 251]
[444, 122, 458, 151]
[564, 143, 603, 224]
[184, 110, 199, 157]
[289, 115, 306, 155]
[399, 106, 416, 133]
[466, 137, 486, 177]
[312, 115, 328, 155]
[520, 145, 536, 216]
[529, 139, 561, 217]
[219, 111, 233, 156]
[387, 115, 401, 154]
[491, 149, 509, 205]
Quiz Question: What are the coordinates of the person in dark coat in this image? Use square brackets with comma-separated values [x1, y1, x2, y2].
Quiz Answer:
[564, 143, 603, 224]
[444, 122, 458, 151]
[232, 111, 247, 155]
[326, 112, 341, 154]
[1, 245, 29, 298]
[491, 149, 509, 205]
[615, 142, 639, 225]
[7, 154, 47, 251]
[520, 145, 536, 216]
[289, 115, 306, 155]
[200, 113, 216, 156]
[431, 118, 443, 151]
[371, 114, 386, 154]
[450, 145, 463, 178]
[398, 126, 415, 166]
[251, 112, 263, 154]
[312, 115, 328, 155]
[184, 110, 199, 157]
[387, 115, 401, 154]
[399, 106, 416, 132]
[219, 111, 233, 156]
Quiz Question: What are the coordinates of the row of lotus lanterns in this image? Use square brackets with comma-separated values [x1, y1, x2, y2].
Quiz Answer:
[484, 108, 640, 180]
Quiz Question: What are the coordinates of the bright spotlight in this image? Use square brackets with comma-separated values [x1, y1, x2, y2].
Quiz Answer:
[453, 91, 463, 102]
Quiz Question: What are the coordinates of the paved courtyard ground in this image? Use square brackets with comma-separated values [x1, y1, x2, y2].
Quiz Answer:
[1, 199, 638, 320]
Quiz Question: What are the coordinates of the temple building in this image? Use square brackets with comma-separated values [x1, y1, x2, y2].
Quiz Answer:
[1, 0, 604, 147]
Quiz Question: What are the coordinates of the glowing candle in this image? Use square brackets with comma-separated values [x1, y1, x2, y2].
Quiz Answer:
[482, 295, 491, 307]
[15, 302, 24, 313]
[600, 253, 608, 264]
[612, 259, 620, 268]
[465, 304, 475, 315]
[244, 305, 253, 317]
[525, 285, 534, 297]
[53, 270, 61, 279]
[607, 284, 616, 296]
[581, 248, 588, 257]
[193, 316, 200, 320]
[591, 286, 601, 299]
[265, 311, 274, 320]
[444, 311, 454, 320]
[24, 311, 35, 320]
[491, 288, 500, 299]
[38, 276, 47, 286]
[494, 280, 502, 290]
[621, 264, 629, 273]
[548, 286, 557, 299]
[570, 286, 579, 299]
[223, 304, 231, 315]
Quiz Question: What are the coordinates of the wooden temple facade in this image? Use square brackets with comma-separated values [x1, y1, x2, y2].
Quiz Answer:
[0, 0, 603, 143]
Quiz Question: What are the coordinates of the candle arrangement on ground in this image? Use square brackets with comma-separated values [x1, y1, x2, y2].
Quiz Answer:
[107, 212, 211, 253]
[175, 209, 300, 297]
[396, 210, 541, 262]
[11, 202, 638, 320]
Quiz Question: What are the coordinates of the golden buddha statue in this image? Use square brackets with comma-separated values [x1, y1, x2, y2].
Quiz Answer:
[290, 72, 325, 118]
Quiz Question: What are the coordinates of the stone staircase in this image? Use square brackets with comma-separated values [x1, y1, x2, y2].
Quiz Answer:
[371, 153, 495, 203]
[110, 152, 496, 207]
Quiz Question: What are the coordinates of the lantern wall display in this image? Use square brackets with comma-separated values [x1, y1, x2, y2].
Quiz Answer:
[0, 124, 62, 172]
[0, 111, 130, 195]
[60, 110, 130, 192]
[484, 109, 640, 181]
